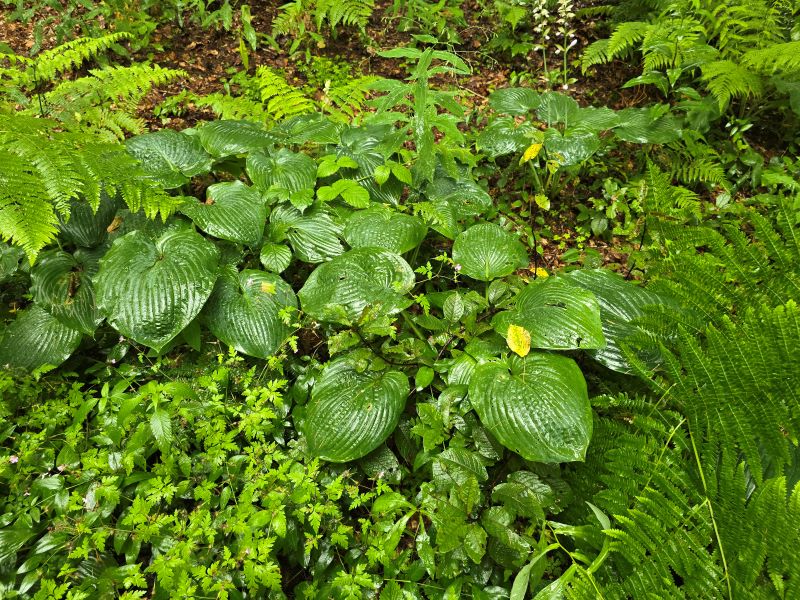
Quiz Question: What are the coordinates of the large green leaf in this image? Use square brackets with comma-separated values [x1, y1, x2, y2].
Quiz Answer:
[344, 206, 427, 253]
[489, 87, 541, 115]
[536, 92, 580, 127]
[196, 120, 281, 157]
[614, 107, 682, 144]
[0, 305, 82, 370]
[469, 354, 592, 463]
[204, 267, 297, 359]
[125, 130, 213, 189]
[94, 223, 219, 352]
[493, 278, 605, 350]
[246, 148, 317, 195]
[58, 191, 118, 248]
[270, 204, 344, 263]
[0, 243, 23, 283]
[452, 223, 529, 281]
[425, 174, 493, 219]
[298, 248, 415, 324]
[544, 129, 602, 166]
[561, 269, 666, 372]
[31, 249, 102, 334]
[305, 352, 409, 462]
[476, 117, 536, 159]
[181, 181, 266, 246]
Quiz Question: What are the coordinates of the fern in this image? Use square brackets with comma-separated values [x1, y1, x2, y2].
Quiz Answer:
[316, 0, 374, 30]
[700, 59, 764, 109]
[320, 76, 378, 122]
[742, 40, 800, 75]
[253, 66, 316, 120]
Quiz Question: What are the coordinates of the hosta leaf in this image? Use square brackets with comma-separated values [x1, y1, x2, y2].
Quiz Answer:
[562, 269, 666, 372]
[614, 107, 682, 144]
[344, 206, 427, 253]
[259, 242, 292, 273]
[494, 278, 605, 350]
[270, 204, 344, 263]
[476, 117, 536, 159]
[0, 305, 82, 370]
[489, 87, 541, 115]
[278, 113, 343, 145]
[31, 249, 102, 335]
[196, 120, 280, 157]
[246, 148, 317, 194]
[298, 248, 415, 324]
[204, 267, 297, 359]
[305, 352, 409, 462]
[94, 223, 219, 352]
[506, 324, 531, 357]
[536, 92, 581, 127]
[181, 181, 266, 246]
[58, 192, 118, 248]
[452, 223, 528, 281]
[425, 174, 493, 219]
[0, 243, 24, 283]
[571, 106, 620, 132]
[544, 129, 602, 166]
[126, 130, 213, 189]
[469, 353, 592, 462]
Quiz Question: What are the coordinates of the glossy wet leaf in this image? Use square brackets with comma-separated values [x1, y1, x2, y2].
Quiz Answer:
[344, 206, 427, 253]
[204, 267, 297, 359]
[259, 242, 292, 273]
[181, 181, 266, 246]
[247, 148, 317, 194]
[469, 353, 592, 462]
[305, 352, 409, 462]
[196, 119, 281, 157]
[58, 192, 118, 248]
[298, 248, 415, 324]
[94, 223, 219, 352]
[270, 204, 344, 263]
[0, 305, 82, 370]
[126, 130, 213, 189]
[452, 223, 529, 281]
[489, 87, 541, 115]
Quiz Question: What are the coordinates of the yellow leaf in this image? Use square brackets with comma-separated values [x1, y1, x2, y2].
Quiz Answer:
[260, 281, 276, 294]
[520, 143, 543, 164]
[534, 267, 549, 278]
[506, 324, 531, 357]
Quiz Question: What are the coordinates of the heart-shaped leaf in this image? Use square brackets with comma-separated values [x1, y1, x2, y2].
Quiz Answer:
[270, 205, 344, 263]
[0, 305, 82, 370]
[298, 248, 415, 324]
[247, 148, 317, 194]
[126, 130, 213, 189]
[94, 223, 219, 352]
[494, 278, 605, 350]
[489, 87, 541, 115]
[305, 352, 409, 462]
[260, 242, 292, 273]
[476, 117, 537, 159]
[204, 267, 297, 359]
[562, 269, 667, 372]
[452, 223, 529, 281]
[344, 206, 427, 253]
[536, 92, 581, 127]
[196, 120, 281, 157]
[58, 192, 118, 248]
[31, 249, 102, 334]
[544, 129, 601, 166]
[181, 181, 266, 246]
[469, 353, 592, 463]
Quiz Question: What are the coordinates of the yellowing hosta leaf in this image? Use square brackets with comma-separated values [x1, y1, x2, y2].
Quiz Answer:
[520, 143, 543, 163]
[507, 324, 531, 357]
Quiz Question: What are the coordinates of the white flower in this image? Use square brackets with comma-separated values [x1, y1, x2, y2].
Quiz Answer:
[9, 455, 18, 464]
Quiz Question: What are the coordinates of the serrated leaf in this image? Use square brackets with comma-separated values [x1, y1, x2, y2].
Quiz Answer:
[493, 278, 605, 350]
[506, 324, 531, 357]
[181, 181, 266, 246]
[270, 204, 344, 263]
[452, 223, 529, 281]
[432, 448, 488, 487]
[469, 353, 592, 462]
[259, 242, 292, 272]
[196, 120, 280, 157]
[305, 353, 409, 462]
[0, 305, 82, 370]
[150, 409, 172, 451]
[247, 148, 317, 194]
[492, 471, 556, 519]
[94, 223, 219, 352]
[126, 130, 213, 189]
[203, 267, 297, 359]
[298, 248, 415, 324]
[344, 206, 427, 254]
[30, 249, 102, 334]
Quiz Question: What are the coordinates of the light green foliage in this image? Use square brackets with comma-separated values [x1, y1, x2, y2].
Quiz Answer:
[272, 0, 375, 52]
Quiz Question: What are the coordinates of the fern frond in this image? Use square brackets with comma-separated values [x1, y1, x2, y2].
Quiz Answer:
[23, 32, 132, 85]
[700, 59, 763, 108]
[317, 0, 374, 30]
[742, 41, 800, 75]
[254, 66, 315, 121]
[581, 22, 649, 70]
[320, 75, 378, 122]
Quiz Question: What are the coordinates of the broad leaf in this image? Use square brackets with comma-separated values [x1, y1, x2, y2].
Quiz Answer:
[94, 223, 219, 352]
[615, 107, 682, 144]
[181, 181, 266, 246]
[247, 148, 317, 194]
[0, 305, 82, 370]
[492, 471, 556, 520]
[196, 120, 280, 157]
[544, 129, 601, 166]
[305, 352, 409, 462]
[489, 87, 541, 115]
[204, 267, 297, 359]
[344, 206, 427, 253]
[259, 242, 292, 273]
[298, 248, 415, 324]
[270, 204, 344, 263]
[126, 130, 213, 189]
[536, 92, 580, 127]
[31, 249, 102, 334]
[452, 223, 529, 281]
[58, 192, 118, 248]
[469, 353, 592, 462]
[494, 278, 605, 350]
[476, 117, 536, 158]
